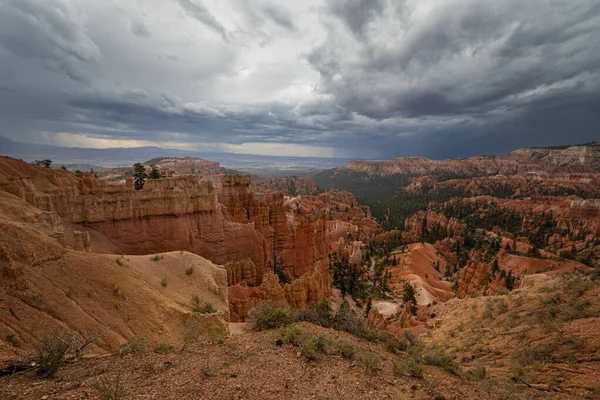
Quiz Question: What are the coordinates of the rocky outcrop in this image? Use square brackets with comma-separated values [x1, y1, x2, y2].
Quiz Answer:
[98, 156, 229, 183]
[457, 261, 491, 298]
[225, 259, 258, 286]
[73, 231, 91, 252]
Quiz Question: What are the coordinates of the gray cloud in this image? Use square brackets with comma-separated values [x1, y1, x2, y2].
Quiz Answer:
[177, 0, 228, 42]
[327, 0, 386, 40]
[0, 0, 599, 159]
[0, 0, 99, 82]
[261, 3, 297, 32]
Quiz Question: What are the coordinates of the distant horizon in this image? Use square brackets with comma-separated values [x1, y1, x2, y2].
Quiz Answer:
[2, 134, 598, 164]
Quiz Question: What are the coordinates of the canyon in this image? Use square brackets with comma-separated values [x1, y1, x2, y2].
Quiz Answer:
[1, 146, 599, 398]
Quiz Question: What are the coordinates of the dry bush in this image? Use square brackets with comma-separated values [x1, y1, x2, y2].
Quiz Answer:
[33, 331, 102, 378]
[469, 359, 487, 381]
[93, 373, 127, 399]
[362, 351, 382, 376]
[118, 337, 146, 356]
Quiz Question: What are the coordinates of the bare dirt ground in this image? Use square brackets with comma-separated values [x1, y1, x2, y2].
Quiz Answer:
[0, 322, 556, 400]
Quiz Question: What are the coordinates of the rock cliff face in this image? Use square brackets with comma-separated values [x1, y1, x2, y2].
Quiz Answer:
[0, 187, 230, 359]
[0, 156, 372, 321]
[344, 149, 599, 177]
[511, 144, 600, 171]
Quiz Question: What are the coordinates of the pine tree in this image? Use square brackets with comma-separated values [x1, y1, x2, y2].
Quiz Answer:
[365, 297, 372, 317]
[149, 165, 161, 179]
[402, 282, 417, 305]
[133, 163, 147, 190]
[33, 159, 52, 168]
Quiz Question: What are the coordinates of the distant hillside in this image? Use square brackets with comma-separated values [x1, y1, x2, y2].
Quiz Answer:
[313, 148, 600, 230]
[511, 143, 600, 170]
[0, 135, 349, 176]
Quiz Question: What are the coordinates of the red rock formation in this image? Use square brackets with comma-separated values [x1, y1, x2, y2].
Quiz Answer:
[0, 157, 374, 320]
[457, 261, 491, 298]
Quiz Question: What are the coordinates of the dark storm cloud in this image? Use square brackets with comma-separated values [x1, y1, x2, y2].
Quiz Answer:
[176, 0, 229, 42]
[0, 0, 599, 158]
[311, 0, 600, 122]
[326, 0, 386, 40]
[0, 0, 99, 83]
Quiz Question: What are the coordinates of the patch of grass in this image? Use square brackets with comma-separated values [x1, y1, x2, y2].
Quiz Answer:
[185, 265, 195, 275]
[153, 343, 175, 354]
[362, 351, 381, 376]
[93, 373, 127, 400]
[248, 304, 293, 330]
[160, 278, 167, 287]
[191, 296, 216, 314]
[393, 357, 424, 378]
[150, 254, 163, 262]
[118, 337, 145, 356]
[335, 338, 356, 359]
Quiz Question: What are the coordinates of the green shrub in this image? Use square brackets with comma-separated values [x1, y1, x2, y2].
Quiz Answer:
[333, 301, 366, 336]
[422, 348, 460, 375]
[294, 301, 333, 327]
[300, 335, 329, 360]
[385, 335, 410, 354]
[393, 357, 424, 378]
[150, 255, 163, 262]
[153, 343, 175, 354]
[248, 304, 293, 330]
[160, 278, 167, 287]
[192, 296, 216, 314]
[362, 351, 381, 376]
[280, 325, 305, 346]
[185, 265, 195, 275]
[335, 338, 356, 359]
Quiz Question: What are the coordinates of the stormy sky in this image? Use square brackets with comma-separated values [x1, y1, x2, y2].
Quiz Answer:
[0, 0, 599, 159]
